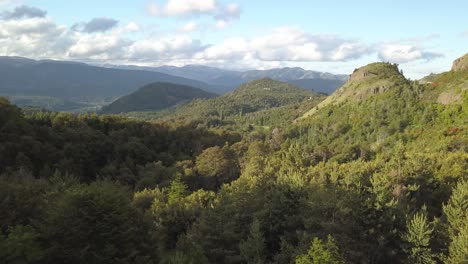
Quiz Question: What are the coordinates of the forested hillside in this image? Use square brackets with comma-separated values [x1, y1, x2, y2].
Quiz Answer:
[100, 82, 217, 114]
[0, 54, 467, 264]
[157, 78, 323, 121]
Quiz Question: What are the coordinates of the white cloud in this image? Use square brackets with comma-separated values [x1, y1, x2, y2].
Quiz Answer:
[0, 11, 371, 68]
[378, 43, 443, 63]
[198, 27, 370, 63]
[215, 20, 227, 29]
[0, 17, 73, 58]
[123, 22, 141, 33]
[147, 0, 217, 16]
[127, 36, 205, 61]
[68, 34, 132, 59]
[147, 0, 242, 30]
[179, 21, 198, 33]
[213, 3, 240, 30]
[215, 3, 240, 21]
[460, 30, 468, 38]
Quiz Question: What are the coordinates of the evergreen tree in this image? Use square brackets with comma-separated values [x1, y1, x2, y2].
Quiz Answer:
[444, 180, 468, 264]
[239, 218, 266, 264]
[402, 211, 436, 264]
[295, 236, 344, 264]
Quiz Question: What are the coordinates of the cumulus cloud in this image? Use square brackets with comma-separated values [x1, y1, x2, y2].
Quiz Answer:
[215, 20, 228, 30]
[72, 17, 119, 33]
[215, 3, 241, 21]
[178, 21, 198, 33]
[147, 0, 242, 30]
[213, 3, 240, 29]
[378, 44, 443, 63]
[127, 36, 206, 62]
[147, 0, 217, 16]
[1, 5, 47, 20]
[0, 5, 373, 69]
[123, 22, 141, 33]
[198, 27, 370, 62]
[0, 15, 73, 59]
[68, 34, 132, 60]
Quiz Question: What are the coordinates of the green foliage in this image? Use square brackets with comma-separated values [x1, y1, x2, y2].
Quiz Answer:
[0, 58, 467, 264]
[0, 99, 240, 184]
[402, 211, 436, 264]
[444, 180, 468, 238]
[0, 173, 48, 232]
[446, 219, 468, 264]
[163, 78, 322, 121]
[295, 236, 344, 264]
[444, 180, 468, 264]
[39, 182, 153, 264]
[0, 225, 44, 264]
[239, 219, 266, 264]
[195, 145, 239, 190]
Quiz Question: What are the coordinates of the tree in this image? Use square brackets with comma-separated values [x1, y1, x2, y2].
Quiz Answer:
[196, 146, 239, 190]
[295, 236, 344, 264]
[402, 211, 436, 264]
[40, 182, 153, 264]
[239, 219, 266, 264]
[443, 180, 468, 263]
[446, 218, 468, 264]
[0, 225, 44, 264]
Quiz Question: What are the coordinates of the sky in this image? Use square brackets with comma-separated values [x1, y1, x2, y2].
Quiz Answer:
[0, 0, 467, 78]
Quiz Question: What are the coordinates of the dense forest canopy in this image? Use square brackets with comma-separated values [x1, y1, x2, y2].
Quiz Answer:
[0, 54, 467, 264]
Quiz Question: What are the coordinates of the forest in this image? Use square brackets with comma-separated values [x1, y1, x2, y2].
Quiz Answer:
[0, 58, 467, 264]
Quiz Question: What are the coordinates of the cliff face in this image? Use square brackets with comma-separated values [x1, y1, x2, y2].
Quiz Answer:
[452, 53, 468, 72]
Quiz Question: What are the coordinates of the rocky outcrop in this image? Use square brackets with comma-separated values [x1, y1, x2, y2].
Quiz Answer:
[452, 53, 468, 72]
[349, 69, 376, 82]
[437, 91, 462, 105]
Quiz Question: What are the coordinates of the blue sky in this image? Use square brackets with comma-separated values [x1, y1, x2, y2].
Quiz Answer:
[0, 0, 467, 78]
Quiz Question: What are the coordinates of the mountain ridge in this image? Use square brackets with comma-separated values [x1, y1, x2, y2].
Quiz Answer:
[0, 56, 216, 111]
[162, 78, 323, 120]
[100, 82, 217, 114]
[104, 63, 348, 94]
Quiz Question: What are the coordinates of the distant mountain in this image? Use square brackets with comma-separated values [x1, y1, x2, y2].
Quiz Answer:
[287, 79, 345, 94]
[101, 82, 217, 114]
[105, 64, 347, 94]
[0, 56, 214, 111]
[164, 78, 324, 119]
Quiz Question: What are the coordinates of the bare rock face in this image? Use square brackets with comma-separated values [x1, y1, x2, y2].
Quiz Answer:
[437, 91, 462, 105]
[452, 53, 468, 72]
[348, 68, 376, 82]
[347, 62, 401, 84]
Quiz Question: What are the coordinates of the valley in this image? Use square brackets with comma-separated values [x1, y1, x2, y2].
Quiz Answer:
[1, 53, 467, 263]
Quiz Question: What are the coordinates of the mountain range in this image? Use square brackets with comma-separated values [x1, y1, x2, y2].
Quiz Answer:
[105, 64, 348, 94]
[0, 56, 213, 111]
[0, 56, 347, 112]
